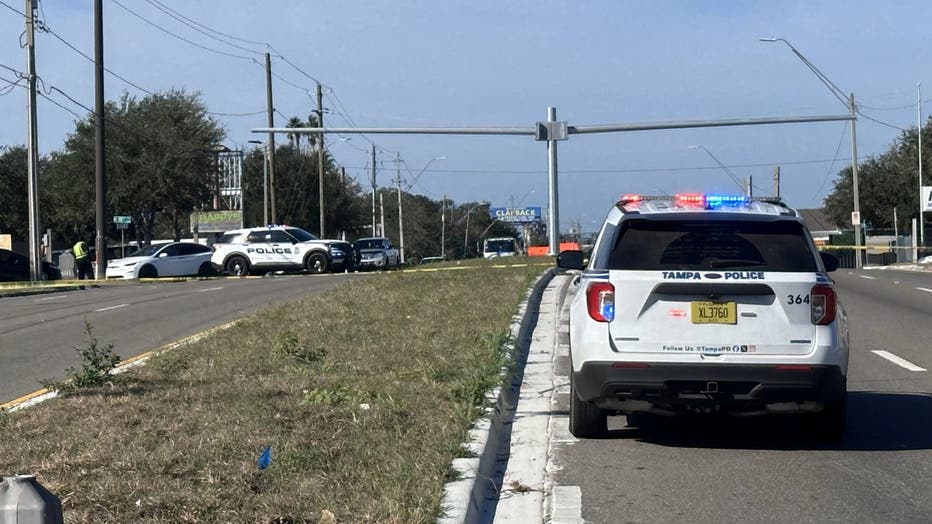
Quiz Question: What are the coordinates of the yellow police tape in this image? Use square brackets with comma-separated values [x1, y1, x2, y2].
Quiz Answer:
[818, 245, 896, 251]
[0, 262, 556, 292]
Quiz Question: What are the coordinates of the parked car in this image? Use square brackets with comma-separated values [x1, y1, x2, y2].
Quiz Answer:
[0, 248, 62, 282]
[105, 242, 215, 279]
[211, 226, 356, 276]
[558, 193, 848, 441]
[353, 237, 400, 270]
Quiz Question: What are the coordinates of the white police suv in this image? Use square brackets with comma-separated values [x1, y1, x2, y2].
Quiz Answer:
[210, 225, 355, 276]
[557, 193, 849, 440]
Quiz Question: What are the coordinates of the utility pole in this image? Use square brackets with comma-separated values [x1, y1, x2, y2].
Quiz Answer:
[24, 0, 41, 281]
[265, 52, 277, 223]
[773, 165, 781, 199]
[441, 194, 446, 258]
[316, 83, 325, 237]
[746, 176, 753, 198]
[546, 107, 560, 256]
[849, 93, 863, 269]
[379, 193, 385, 238]
[395, 152, 406, 264]
[919, 83, 924, 245]
[371, 144, 377, 236]
[93, 0, 107, 279]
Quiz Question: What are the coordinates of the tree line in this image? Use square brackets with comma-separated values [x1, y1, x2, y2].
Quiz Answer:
[0, 89, 519, 261]
[823, 118, 932, 235]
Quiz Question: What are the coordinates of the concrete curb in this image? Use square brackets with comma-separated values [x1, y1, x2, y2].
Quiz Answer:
[438, 268, 557, 524]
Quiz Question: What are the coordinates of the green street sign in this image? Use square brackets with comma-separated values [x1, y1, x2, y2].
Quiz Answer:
[113, 216, 131, 224]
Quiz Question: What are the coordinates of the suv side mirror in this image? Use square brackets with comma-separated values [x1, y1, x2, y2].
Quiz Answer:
[556, 250, 586, 270]
[819, 251, 838, 272]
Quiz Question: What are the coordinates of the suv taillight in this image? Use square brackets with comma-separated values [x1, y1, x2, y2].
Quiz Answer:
[810, 284, 836, 325]
[586, 281, 615, 322]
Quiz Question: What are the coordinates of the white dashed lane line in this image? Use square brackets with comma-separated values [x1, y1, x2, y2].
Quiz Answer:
[916, 287, 932, 293]
[871, 350, 927, 372]
[859, 275, 877, 280]
[94, 303, 129, 312]
[196, 287, 224, 293]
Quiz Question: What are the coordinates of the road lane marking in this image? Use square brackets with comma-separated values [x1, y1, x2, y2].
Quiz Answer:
[550, 486, 584, 524]
[859, 275, 877, 280]
[35, 295, 64, 301]
[917, 287, 932, 293]
[94, 303, 129, 312]
[197, 286, 224, 293]
[894, 281, 901, 285]
[871, 350, 927, 371]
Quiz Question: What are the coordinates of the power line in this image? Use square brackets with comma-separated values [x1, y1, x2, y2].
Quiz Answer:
[38, 25, 154, 95]
[146, 0, 269, 47]
[0, 0, 25, 17]
[812, 122, 849, 202]
[141, 0, 266, 57]
[856, 109, 905, 131]
[110, 0, 258, 62]
[268, 45, 323, 85]
[37, 90, 83, 119]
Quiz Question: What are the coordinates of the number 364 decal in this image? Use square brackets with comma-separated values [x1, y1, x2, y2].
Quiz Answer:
[787, 294, 810, 305]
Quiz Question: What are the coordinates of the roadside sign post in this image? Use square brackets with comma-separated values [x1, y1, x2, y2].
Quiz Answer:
[113, 216, 131, 259]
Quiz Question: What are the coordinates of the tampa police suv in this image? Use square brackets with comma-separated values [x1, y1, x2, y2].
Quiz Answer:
[557, 193, 849, 441]
[210, 225, 355, 276]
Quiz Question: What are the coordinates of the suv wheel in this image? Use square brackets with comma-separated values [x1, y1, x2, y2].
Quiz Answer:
[569, 372, 607, 438]
[138, 264, 158, 278]
[197, 262, 215, 277]
[306, 252, 329, 274]
[225, 255, 249, 277]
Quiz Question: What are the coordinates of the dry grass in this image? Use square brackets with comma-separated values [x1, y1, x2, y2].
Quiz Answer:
[0, 261, 546, 523]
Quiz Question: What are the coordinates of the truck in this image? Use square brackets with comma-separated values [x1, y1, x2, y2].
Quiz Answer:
[483, 237, 519, 259]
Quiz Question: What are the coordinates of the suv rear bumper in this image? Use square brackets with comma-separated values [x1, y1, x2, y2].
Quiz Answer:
[574, 361, 845, 412]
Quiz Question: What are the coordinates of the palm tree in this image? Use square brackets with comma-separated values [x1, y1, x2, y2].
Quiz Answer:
[285, 117, 304, 150]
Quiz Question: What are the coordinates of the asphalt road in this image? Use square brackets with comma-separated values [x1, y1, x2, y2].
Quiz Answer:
[551, 268, 932, 524]
[0, 274, 362, 404]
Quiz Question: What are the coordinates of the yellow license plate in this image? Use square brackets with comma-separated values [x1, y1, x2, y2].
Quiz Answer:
[690, 301, 737, 324]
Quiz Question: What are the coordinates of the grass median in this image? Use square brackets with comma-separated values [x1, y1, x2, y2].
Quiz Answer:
[0, 259, 550, 523]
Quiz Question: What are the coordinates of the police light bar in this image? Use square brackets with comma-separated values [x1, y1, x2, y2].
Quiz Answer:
[616, 194, 782, 208]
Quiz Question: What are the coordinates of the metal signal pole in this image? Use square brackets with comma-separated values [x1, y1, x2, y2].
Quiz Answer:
[395, 152, 406, 263]
[371, 144, 377, 236]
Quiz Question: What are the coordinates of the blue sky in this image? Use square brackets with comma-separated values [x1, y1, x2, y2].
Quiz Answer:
[1, 1, 929, 232]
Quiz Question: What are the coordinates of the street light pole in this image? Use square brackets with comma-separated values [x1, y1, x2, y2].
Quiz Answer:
[760, 37, 862, 269]
[248, 140, 270, 225]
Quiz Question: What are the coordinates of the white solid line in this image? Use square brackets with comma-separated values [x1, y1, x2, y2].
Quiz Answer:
[551, 486, 584, 524]
[94, 303, 129, 312]
[197, 286, 224, 293]
[916, 287, 932, 293]
[859, 275, 877, 280]
[35, 295, 63, 301]
[871, 350, 927, 372]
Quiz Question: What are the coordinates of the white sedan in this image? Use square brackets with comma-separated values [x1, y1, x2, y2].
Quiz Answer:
[106, 242, 215, 279]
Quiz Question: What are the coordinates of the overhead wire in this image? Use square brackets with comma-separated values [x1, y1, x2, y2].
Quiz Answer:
[0, 0, 25, 17]
[141, 0, 266, 56]
[109, 0, 259, 63]
[812, 122, 849, 202]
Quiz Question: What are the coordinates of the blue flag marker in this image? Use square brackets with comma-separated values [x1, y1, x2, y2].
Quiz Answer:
[257, 445, 272, 470]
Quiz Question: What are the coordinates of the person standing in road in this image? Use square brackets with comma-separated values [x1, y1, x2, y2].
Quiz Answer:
[73, 240, 93, 280]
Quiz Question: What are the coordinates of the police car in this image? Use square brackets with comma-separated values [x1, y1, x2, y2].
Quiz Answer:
[210, 225, 355, 276]
[557, 193, 849, 440]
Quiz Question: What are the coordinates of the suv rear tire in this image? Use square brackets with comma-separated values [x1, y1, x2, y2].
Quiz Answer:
[225, 255, 249, 277]
[569, 372, 608, 438]
[306, 252, 329, 274]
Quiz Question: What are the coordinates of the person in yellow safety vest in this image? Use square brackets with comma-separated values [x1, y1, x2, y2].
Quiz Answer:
[72, 240, 93, 280]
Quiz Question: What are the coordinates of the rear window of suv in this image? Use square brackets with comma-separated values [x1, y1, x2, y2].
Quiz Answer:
[605, 219, 817, 272]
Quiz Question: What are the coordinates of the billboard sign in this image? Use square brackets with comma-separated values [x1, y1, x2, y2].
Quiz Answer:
[489, 206, 542, 223]
[191, 210, 243, 233]
[923, 186, 932, 212]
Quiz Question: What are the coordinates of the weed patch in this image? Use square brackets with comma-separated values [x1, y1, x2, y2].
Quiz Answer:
[41, 319, 121, 392]
[0, 260, 547, 522]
